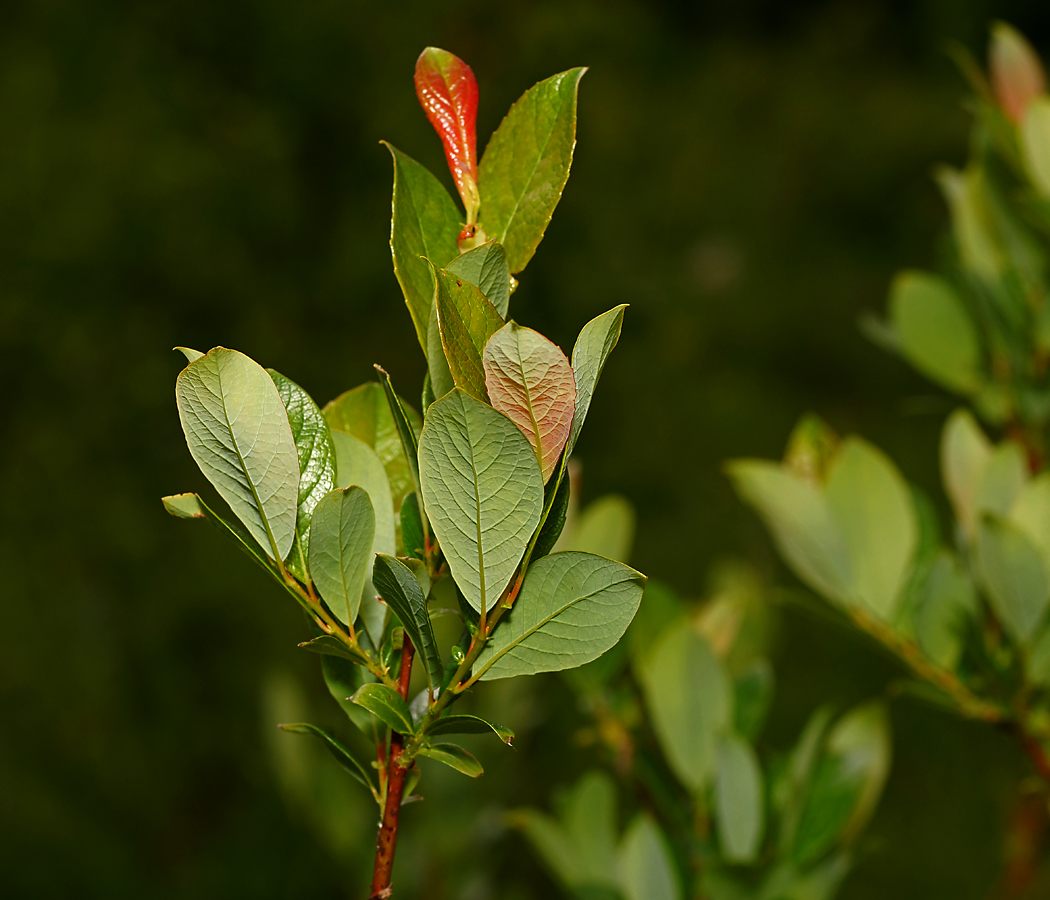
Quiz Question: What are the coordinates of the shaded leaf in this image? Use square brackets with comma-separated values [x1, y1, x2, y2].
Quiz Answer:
[734, 659, 775, 741]
[269, 369, 337, 583]
[618, 814, 681, 900]
[277, 722, 378, 800]
[417, 742, 483, 777]
[570, 494, 635, 563]
[349, 683, 415, 734]
[401, 492, 425, 560]
[478, 68, 587, 274]
[373, 554, 443, 690]
[321, 653, 378, 736]
[427, 300, 456, 399]
[566, 305, 626, 460]
[308, 487, 375, 627]
[297, 634, 369, 666]
[1022, 97, 1050, 199]
[912, 550, 977, 669]
[532, 471, 571, 561]
[175, 347, 299, 560]
[976, 514, 1050, 645]
[484, 321, 576, 482]
[476, 551, 645, 680]
[383, 142, 461, 351]
[418, 388, 543, 612]
[434, 264, 505, 401]
[713, 733, 764, 864]
[425, 714, 514, 745]
[447, 241, 512, 317]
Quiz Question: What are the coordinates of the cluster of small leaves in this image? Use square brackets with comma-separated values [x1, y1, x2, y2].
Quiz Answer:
[731, 26, 1050, 781]
[514, 560, 890, 900]
[868, 23, 1050, 450]
[162, 46, 645, 833]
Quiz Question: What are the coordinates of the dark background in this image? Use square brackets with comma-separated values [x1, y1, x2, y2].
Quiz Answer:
[4, 0, 1050, 896]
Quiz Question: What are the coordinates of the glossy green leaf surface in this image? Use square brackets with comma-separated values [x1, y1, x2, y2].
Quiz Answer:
[446, 241, 512, 317]
[400, 492, 425, 560]
[175, 347, 299, 560]
[278, 722, 377, 799]
[618, 814, 681, 900]
[308, 487, 375, 627]
[566, 305, 626, 460]
[713, 732, 764, 863]
[888, 270, 982, 393]
[269, 369, 337, 582]
[434, 265, 505, 401]
[425, 714, 514, 744]
[475, 551, 645, 680]
[484, 321, 576, 482]
[374, 367, 422, 498]
[637, 619, 731, 791]
[417, 742, 483, 777]
[323, 381, 421, 516]
[383, 142, 462, 351]
[478, 68, 586, 274]
[349, 683, 415, 735]
[418, 389, 542, 612]
[373, 554, 442, 690]
[824, 437, 918, 620]
[976, 514, 1050, 644]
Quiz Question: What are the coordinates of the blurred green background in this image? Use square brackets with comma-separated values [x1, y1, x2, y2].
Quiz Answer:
[4, 0, 1050, 896]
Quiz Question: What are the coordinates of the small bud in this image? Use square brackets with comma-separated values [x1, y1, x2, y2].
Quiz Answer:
[990, 22, 1046, 124]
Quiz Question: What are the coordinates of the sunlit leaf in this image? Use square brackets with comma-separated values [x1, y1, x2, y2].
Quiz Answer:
[350, 683, 414, 734]
[566, 305, 626, 460]
[478, 68, 586, 274]
[941, 408, 994, 540]
[417, 742, 483, 777]
[484, 321, 576, 482]
[475, 551, 645, 680]
[434, 265, 505, 401]
[447, 241, 512, 317]
[418, 388, 542, 612]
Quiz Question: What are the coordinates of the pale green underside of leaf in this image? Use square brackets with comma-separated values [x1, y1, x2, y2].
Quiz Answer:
[713, 733, 765, 863]
[619, 814, 681, 900]
[308, 487, 375, 627]
[418, 389, 543, 612]
[175, 347, 299, 560]
[434, 265, 505, 401]
[977, 514, 1050, 645]
[331, 430, 395, 641]
[269, 369, 337, 582]
[484, 321, 576, 483]
[478, 68, 586, 274]
[446, 241, 512, 317]
[567, 305, 626, 461]
[384, 142, 462, 352]
[476, 551, 645, 680]
[637, 619, 731, 791]
[941, 408, 994, 539]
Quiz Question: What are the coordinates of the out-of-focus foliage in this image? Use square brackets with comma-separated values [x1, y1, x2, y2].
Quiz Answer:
[5, 1, 1050, 898]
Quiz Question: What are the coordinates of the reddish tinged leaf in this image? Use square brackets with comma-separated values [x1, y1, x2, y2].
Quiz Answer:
[484, 322, 576, 483]
[990, 22, 1046, 124]
[415, 47, 480, 219]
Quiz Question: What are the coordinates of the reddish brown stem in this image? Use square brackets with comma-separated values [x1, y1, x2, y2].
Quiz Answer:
[370, 637, 415, 899]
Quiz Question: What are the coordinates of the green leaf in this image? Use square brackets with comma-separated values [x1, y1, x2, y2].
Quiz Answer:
[976, 441, 1028, 521]
[478, 68, 586, 274]
[941, 408, 994, 540]
[570, 494, 636, 564]
[727, 461, 851, 603]
[618, 814, 681, 900]
[1010, 473, 1050, 578]
[1021, 97, 1050, 199]
[888, 270, 982, 393]
[713, 733, 764, 864]
[400, 492, 425, 560]
[268, 369, 337, 583]
[734, 659, 775, 741]
[175, 347, 300, 560]
[331, 430, 395, 642]
[446, 241, 512, 317]
[912, 550, 977, 669]
[483, 321, 577, 483]
[372, 554, 443, 690]
[383, 141, 462, 352]
[823, 437, 918, 620]
[636, 618, 731, 791]
[320, 653, 378, 735]
[425, 714, 514, 744]
[297, 634, 369, 666]
[323, 381, 421, 517]
[475, 551, 645, 680]
[514, 811, 577, 888]
[532, 471, 571, 561]
[161, 491, 286, 586]
[417, 742, 483, 777]
[433, 265, 505, 401]
[566, 305, 626, 460]
[976, 515, 1050, 645]
[564, 771, 620, 890]
[374, 367, 422, 497]
[174, 346, 204, 362]
[418, 388, 543, 612]
[427, 301, 456, 400]
[277, 723, 378, 800]
[349, 683, 415, 734]
[308, 487, 375, 627]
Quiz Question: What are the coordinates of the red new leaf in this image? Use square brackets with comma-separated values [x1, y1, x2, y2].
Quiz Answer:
[415, 47, 480, 221]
